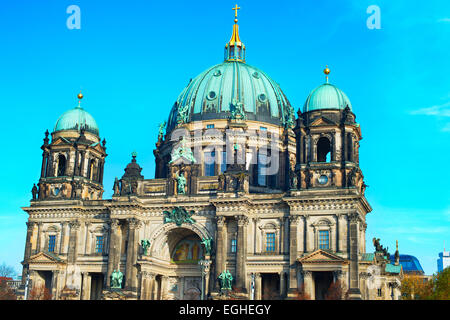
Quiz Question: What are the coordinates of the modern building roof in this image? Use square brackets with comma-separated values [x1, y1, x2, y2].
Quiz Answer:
[390, 254, 424, 274]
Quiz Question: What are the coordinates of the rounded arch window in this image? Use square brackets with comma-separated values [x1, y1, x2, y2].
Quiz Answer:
[317, 137, 331, 162]
[57, 154, 66, 176]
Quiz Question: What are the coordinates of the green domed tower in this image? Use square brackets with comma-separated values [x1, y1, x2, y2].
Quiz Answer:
[293, 66, 363, 190]
[36, 93, 107, 201]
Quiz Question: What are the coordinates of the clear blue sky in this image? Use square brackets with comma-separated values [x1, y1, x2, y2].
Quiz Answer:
[0, 0, 448, 276]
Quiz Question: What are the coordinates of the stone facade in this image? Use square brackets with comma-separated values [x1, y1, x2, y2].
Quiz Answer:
[20, 11, 403, 300]
[20, 107, 402, 300]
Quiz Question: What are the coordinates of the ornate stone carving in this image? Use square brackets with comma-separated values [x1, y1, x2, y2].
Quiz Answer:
[128, 218, 141, 230]
[289, 215, 301, 224]
[216, 216, 226, 227]
[237, 215, 249, 226]
[69, 220, 81, 230]
[140, 239, 151, 255]
[163, 207, 196, 226]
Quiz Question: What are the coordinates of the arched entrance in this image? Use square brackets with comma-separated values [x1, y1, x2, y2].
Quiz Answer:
[141, 224, 211, 300]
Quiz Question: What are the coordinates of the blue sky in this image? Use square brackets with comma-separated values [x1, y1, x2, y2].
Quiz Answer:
[0, 0, 448, 276]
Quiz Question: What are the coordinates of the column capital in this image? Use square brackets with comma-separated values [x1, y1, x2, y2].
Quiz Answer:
[237, 215, 249, 226]
[349, 212, 361, 224]
[337, 213, 347, 220]
[69, 220, 81, 230]
[289, 215, 300, 224]
[302, 270, 312, 278]
[215, 216, 226, 227]
[26, 221, 36, 229]
[110, 218, 120, 228]
[128, 218, 142, 230]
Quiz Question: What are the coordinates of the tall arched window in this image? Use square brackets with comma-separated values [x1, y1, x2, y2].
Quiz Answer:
[317, 137, 331, 162]
[57, 155, 66, 176]
[257, 151, 268, 186]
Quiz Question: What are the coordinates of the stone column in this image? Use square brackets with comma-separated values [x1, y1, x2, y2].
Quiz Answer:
[161, 276, 169, 300]
[298, 215, 305, 254]
[347, 213, 361, 299]
[106, 219, 120, 288]
[279, 271, 286, 298]
[84, 221, 91, 255]
[81, 272, 91, 300]
[236, 215, 249, 292]
[67, 220, 81, 264]
[279, 217, 284, 254]
[304, 215, 312, 252]
[54, 270, 62, 300]
[288, 215, 300, 292]
[36, 222, 42, 253]
[253, 218, 259, 254]
[125, 218, 141, 291]
[22, 222, 35, 283]
[303, 270, 313, 300]
[51, 270, 58, 300]
[255, 273, 262, 300]
[140, 271, 147, 299]
[148, 273, 156, 299]
[79, 151, 85, 177]
[59, 222, 66, 255]
[215, 216, 227, 290]
[40, 152, 48, 178]
[338, 214, 348, 255]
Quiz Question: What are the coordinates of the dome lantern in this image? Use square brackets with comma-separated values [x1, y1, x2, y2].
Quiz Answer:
[225, 4, 246, 62]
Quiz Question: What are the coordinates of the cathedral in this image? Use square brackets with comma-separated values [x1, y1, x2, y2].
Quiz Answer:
[20, 7, 402, 300]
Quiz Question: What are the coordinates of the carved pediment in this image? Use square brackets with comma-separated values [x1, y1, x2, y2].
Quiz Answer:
[310, 116, 336, 127]
[299, 250, 347, 264]
[28, 252, 65, 264]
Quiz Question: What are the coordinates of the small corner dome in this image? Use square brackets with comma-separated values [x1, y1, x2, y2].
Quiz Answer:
[54, 105, 99, 136]
[303, 83, 352, 113]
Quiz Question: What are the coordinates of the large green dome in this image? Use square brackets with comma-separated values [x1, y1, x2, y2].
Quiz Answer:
[303, 82, 352, 113]
[166, 61, 294, 132]
[54, 104, 99, 136]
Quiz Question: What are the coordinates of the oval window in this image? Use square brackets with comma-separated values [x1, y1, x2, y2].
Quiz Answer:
[318, 175, 328, 185]
[252, 72, 260, 79]
[207, 91, 216, 100]
[214, 70, 222, 77]
[258, 93, 267, 103]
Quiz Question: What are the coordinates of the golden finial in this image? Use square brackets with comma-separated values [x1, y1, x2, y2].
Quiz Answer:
[324, 65, 330, 83]
[396, 240, 398, 250]
[232, 4, 240, 23]
[77, 91, 83, 100]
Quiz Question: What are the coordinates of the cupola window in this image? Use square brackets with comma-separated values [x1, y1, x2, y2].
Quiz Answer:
[207, 91, 217, 100]
[317, 137, 331, 163]
[258, 93, 267, 103]
[57, 154, 66, 177]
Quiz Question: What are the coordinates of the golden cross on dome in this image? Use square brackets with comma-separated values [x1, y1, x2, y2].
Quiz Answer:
[232, 4, 240, 22]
